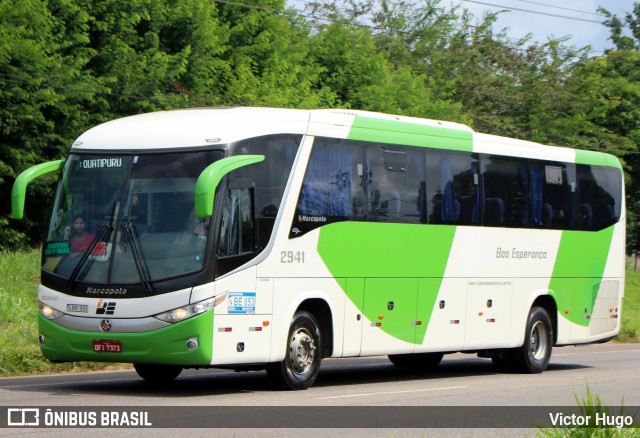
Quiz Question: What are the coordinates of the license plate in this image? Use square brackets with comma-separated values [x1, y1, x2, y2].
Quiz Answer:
[93, 340, 122, 353]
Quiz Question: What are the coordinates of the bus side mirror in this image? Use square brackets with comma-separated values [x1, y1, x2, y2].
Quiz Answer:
[11, 160, 65, 220]
[194, 155, 265, 219]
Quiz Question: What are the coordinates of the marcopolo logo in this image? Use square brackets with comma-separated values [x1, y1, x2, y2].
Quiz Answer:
[86, 286, 127, 296]
[298, 215, 327, 223]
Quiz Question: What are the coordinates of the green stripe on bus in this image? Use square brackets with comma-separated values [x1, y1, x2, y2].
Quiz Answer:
[348, 116, 473, 152]
[574, 149, 623, 170]
[548, 226, 615, 327]
[318, 222, 456, 344]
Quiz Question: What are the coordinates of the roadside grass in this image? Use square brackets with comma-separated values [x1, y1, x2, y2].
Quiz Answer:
[0, 250, 127, 376]
[0, 250, 639, 377]
[537, 385, 638, 437]
[617, 266, 640, 343]
[0, 249, 43, 376]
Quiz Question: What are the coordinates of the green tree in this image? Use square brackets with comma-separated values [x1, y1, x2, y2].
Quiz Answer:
[2, 0, 638, 253]
[306, 1, 467, 121]
[0, 0, 335, 250]
[213, 0, 334, 107]
[0, 0, 102, 249]
[599, 3, 640, 51]
[567, 53, 639, 253]
[75, 0, 204, 113]
[590, 5, 640, 254]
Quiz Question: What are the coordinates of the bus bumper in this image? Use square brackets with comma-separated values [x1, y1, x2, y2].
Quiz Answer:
[37, 310, 214, 365]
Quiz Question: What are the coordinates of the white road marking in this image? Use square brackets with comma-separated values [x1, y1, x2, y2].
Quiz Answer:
[1, 378, 141, 388]
[316, 385, 469, 400]
[552, 349, 640, 356]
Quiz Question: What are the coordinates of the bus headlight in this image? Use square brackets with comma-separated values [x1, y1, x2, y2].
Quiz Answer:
[38, 301, 64, 320]
[154, 297, 216, 323]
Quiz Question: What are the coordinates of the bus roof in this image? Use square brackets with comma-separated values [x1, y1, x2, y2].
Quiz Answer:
[473, 132, 622, 170]
[71, 107, 311, 151]
[70, 107, 622, 169]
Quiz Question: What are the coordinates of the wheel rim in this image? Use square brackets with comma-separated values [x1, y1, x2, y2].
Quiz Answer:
[529, 320, 548, 361]
[288, 327, 316, 376]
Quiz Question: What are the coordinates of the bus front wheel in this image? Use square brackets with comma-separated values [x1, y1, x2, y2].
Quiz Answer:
[267, 311, 322, 390]
[508, 306, 553, 373]
[133, 363, 182, 383]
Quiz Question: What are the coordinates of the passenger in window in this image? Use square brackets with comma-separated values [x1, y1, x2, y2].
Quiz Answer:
[66, 215, 96, 259]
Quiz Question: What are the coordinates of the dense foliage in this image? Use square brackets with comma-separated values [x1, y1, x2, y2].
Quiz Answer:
[1, 0, 639, 252]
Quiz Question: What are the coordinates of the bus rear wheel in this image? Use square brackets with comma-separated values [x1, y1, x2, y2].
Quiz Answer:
[388, 352, 444, 368]
[133, 364, 182, 383]
[267, 311, 322, 390]
[508, 306, 553, 373]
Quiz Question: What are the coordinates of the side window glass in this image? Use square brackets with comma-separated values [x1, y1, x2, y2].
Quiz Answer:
[365, 145, 424, 224]
[426, 150, 480, 225]
[215, 187, 256, 277]
[530, 161, 573, 229]
[291, 139, 363, 237]
[231, 134, 301, 250]
[481, 155, 530, 227]
[577, 165, 622, 231]
[217, 188, 255, 258]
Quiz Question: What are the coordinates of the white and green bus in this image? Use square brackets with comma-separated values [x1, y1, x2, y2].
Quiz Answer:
[12, 107, 625, 389]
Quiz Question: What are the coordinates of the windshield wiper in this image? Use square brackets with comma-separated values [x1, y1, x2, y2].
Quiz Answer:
[66, 200, 119, 291]
[123, 221, 153, 292]
[66, 224, 112, 290]
[120, 182, 154, 292]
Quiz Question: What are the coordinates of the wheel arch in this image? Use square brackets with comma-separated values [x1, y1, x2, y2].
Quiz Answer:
[531, 294, 558, 345]
[296, 298, 334, 358]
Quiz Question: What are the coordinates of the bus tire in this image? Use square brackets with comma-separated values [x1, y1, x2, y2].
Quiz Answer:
[508, 306, 553, 373]
[388, 352, 443, 368]
[267, 311, 322, 390]
[133, 363, 182, 383]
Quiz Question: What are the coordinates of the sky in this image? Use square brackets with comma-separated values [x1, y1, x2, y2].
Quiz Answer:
[451, 0, 638, 55]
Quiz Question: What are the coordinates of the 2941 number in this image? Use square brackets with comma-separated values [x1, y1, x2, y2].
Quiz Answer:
[280, 251, 305, 264]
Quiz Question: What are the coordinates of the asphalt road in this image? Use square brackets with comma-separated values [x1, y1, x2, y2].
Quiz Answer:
[1, 343, 639, 437]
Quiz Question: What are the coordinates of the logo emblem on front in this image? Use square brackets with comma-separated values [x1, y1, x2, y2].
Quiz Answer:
[100, 319, 112, 332]
[96, 299, 116, 315]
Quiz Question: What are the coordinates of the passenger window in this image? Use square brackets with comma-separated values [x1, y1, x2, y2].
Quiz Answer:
[365, 145, 424, 224]
[530, 161, 575, 229]
[291, 139, 364, 237]
[290, 139, 623, 236]
[297, 140, 358, 218]
[426, 150, 480, 225]
[217, 188, 255, 258]
[231, 134, 301, 250]
[577, 165, 622, 231]
[215, 187, 256, 276]
[481, 156, 530, 227]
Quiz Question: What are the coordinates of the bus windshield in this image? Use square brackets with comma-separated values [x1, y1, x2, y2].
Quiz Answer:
[43, 150, 224, 286]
